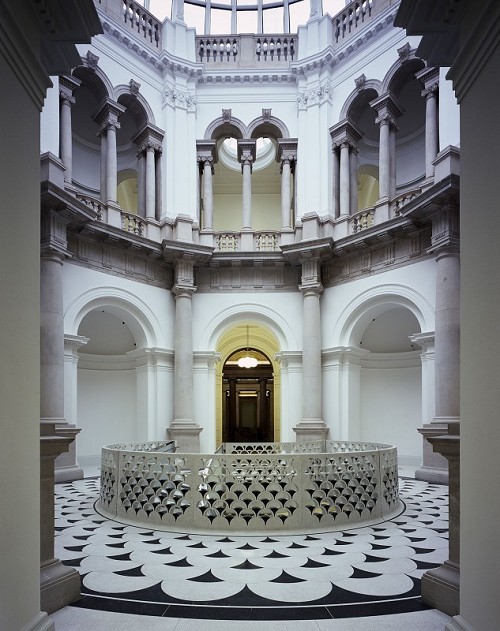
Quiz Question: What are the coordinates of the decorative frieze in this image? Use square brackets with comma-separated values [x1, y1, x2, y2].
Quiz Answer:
[162, 87, 197, 111]
[297, 81, 333, 110]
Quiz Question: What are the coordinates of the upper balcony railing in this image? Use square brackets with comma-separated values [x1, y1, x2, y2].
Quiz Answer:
[94, 0, 392, 59]
[196, 34, 296, 68]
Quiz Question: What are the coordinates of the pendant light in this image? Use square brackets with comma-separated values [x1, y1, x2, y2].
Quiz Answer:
[237, 325, 258, 368]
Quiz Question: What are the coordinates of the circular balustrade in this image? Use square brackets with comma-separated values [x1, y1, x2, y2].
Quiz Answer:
[98, 440, 401, 534]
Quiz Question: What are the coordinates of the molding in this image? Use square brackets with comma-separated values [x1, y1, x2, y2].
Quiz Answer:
[78, 352, 137, 371]
[359, 350, 422, 369]
[20, 612, 54, 631]
[446, 616, 477, 631]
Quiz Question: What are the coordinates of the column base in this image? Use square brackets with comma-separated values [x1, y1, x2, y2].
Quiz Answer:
[55, 425, 84, 483]
[40, 558, 81, 615]
[167, 419, 202, 453]
[421, 560, 460, 617]
[415, 422, 450, 484]
[21, 612, 55, 631]
[446, 615, 477, 631]
[293, 418, 328, 443]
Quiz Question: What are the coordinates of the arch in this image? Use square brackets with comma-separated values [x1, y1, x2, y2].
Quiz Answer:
[72, 63, 113, 102]
[196, 302, 299, 353]
[339, 79, 382, 122]
[115, 85, 155, 126]
[333, 284, 434, 348]
[204, 115, 247, 140]
[381, 50, 426, 97]
[247, 115, 290, 140]
[64, 286, 162, 349]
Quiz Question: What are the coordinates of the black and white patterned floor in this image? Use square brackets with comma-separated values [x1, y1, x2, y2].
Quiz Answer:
[55, 477, 448, 621]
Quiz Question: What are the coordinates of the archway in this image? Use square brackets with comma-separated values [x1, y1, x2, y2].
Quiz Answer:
[222, 345, 274, 442]
[215, 322, 281, 446]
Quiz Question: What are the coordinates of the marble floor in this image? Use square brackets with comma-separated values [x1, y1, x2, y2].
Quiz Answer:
[51, 468, 451, 630]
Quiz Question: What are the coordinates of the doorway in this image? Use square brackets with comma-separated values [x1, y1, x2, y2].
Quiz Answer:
[222, 348, 274, 442]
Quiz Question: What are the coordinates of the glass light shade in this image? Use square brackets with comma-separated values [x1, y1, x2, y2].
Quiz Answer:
[237, 355, 258, 368]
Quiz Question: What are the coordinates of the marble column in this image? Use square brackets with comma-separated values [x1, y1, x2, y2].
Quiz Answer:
[58, 75, 80, 185]
[40, 209, 81, 612]
[40, 209, 84, 483]
[98, 128, 107, 203]
[237, 139, 256, 230]
[293, 257, 328, 442]
[93, 99, 125, 205]
[371, 94, 403, 201]
[145, 143, 156, 219]
[133, 124, 165, 221]
[167, 260, 202, 452]
[202, 157, 214, 230]
[417, 66, 440, 179]
[280, 158, 292, 228]
[241, 156, 252, 229]
[330, 120, 362, 217]
[332, 143, 340, 218]
[339, 141, 351, 215]
[416, 206, 460, 484]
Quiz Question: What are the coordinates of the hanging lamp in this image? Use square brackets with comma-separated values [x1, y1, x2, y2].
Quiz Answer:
[237, 325, 258, 368]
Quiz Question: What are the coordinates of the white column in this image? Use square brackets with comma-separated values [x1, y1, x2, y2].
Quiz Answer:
[339, 141, 351, 215]
[202, 158, 214, 230]
[58, 75, 80, 185]
[59, 95, 74, 183]
[350, 144, 358, 213]
[167, 260, 202, 452]
[145, 144, 156, 219]
[106, 121, 118, 203]
[332, 144, 340, 218]
[99, 129, 107, 203]
[137, 149, 145, 216]
[241, 156, 252, 229]
[280, 157, 292, 228]
[64, 335, 89, 426]
[378, 119, 390, 198]
[416, 66, 440, 179]
[155, 148, 162, 220]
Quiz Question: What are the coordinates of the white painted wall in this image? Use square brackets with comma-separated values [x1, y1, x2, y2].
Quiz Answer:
[360, 364, 422, 461]
[77, 366, 137, 456]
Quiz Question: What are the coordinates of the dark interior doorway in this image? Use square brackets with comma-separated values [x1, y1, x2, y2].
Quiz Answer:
[222, 348, 274, 442]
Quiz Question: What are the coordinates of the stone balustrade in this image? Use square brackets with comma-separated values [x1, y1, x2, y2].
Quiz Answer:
[352, 208, 375, 233]
[393, 188, 423, 216]
[96, 0, 161, 50]
[196, 34, 296, 68]
[121, 210, 145, 235]
[98, 440, 400, 534]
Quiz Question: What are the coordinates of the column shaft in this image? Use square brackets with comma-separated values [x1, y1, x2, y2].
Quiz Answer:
[242, 160, 252, 229]
[174, 291, 194, 422]
[434, 250, 460, 419]
[203, 160, 214, 230]
[379, 121, 390, 198]
[332, 146, 340, 218]
[349, 146, 358, 214]
[99, 131, 107, 203]
[40, 254, 65, 421]
[137, 150, 145, 217]
[145, 146, 156, 219]
[425, 90, 439, 177]
[339, 143, 350, 215]
[281, 159, 292, 228]
[106, 124, 118, 203]
[59, 97, 73, 183]
[302, 288, 322, 421]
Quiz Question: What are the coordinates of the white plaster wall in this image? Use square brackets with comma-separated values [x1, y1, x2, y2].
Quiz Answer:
[213, 193, 281, 230]
[40, 78, 60, 155]
[63, 263, 174, 348]
[322, 258, 437, 346]
[77, 367, 137, 456]
[73, 143, 100, 190]
[360, 365, 422, 461]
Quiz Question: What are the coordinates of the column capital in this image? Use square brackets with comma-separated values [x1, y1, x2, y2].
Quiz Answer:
[416, 66, 440, 97]
[237, 139, 256, 168]
[59, 74, 80, 104]
[370, 92, 404, 128]
[92, 97, 126, 133]
[329, 118, 363, 150]
[132, 122, 164, 155]
[277, 138, 298, 162]
[197, 154, 215, 175]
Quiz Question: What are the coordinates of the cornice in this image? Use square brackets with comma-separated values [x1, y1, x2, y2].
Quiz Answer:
[197, 71, 296, 85]
[77, 353, 137, 371]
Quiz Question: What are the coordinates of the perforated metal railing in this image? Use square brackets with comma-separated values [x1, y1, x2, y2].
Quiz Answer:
[98, 440, 400, 534]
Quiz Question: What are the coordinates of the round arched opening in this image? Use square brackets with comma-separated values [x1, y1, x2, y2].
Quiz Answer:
[222, 346, 274, 442]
